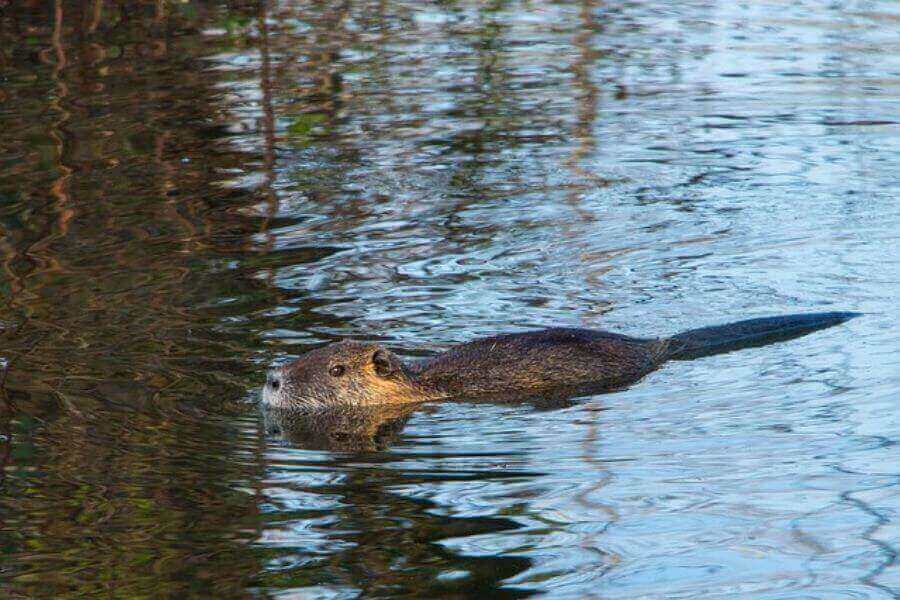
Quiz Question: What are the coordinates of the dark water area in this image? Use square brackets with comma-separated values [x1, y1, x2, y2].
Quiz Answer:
[0, 0, 898, 597]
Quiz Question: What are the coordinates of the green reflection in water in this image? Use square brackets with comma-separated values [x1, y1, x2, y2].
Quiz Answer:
[0, 1, 538, 596]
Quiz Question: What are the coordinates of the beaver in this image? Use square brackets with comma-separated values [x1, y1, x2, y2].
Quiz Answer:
[262, 311, 858, 409]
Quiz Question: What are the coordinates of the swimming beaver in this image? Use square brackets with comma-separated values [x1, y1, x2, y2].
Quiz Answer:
[262, 312, 858, 409]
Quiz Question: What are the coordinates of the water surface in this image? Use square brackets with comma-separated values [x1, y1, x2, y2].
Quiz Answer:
[1, 0, 898, 597]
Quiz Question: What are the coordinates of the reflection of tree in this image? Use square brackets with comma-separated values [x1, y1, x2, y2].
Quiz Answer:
[314, 466, 532, 598]
[0, 2, 272, 405]
[0, 2, 544, 596]
[0, 0, 685, 596]
[0, 2, 280, 596]
[256, 449, 534, 598]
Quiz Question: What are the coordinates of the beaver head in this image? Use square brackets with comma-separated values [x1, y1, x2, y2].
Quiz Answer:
[263, 341, 427, 408]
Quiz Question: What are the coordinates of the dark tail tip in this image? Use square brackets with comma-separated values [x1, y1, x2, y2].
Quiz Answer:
[802, 311, 863, 328]
[797, 311, 862, 326]
[826, 311, 864, 322]
[666, 310, 860, 361]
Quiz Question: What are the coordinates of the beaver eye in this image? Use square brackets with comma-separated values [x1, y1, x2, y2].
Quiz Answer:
[329, 365, 346, 377]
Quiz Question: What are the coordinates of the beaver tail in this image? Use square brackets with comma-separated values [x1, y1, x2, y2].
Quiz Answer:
[664, 311, 859, 361]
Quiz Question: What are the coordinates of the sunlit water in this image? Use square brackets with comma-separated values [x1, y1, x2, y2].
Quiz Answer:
[1, 1, 898, 597]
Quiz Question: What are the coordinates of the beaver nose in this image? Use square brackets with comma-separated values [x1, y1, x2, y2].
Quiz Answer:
[266, 370, 281, 391]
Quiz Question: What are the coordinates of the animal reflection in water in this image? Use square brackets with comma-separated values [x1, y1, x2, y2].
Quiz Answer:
[262, 395, 577, 452]
[262, 404, 414, 451]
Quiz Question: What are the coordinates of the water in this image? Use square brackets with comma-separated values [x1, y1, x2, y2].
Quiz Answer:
[1, 0, 898, 597]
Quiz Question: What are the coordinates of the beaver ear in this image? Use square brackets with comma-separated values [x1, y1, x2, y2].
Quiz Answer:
[372, 348, 398, 378]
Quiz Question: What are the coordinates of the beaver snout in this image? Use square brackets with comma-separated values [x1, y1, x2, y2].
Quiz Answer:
[266, 370, 282, 392]
[262, 366, 288, 407]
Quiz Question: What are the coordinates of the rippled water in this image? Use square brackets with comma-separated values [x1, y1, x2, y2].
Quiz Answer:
[1, 1, 898, 597]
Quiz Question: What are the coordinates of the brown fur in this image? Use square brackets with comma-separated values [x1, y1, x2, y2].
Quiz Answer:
[263, 341, 433, 409]
[410, 329, 669, 399]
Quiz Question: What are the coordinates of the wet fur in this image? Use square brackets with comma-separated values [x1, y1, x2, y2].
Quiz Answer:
[410, 329, 669, 399]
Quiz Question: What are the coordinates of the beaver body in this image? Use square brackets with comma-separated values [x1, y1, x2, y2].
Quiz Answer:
[409, 328, 667, 399]
[263, 312, 858, 409]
